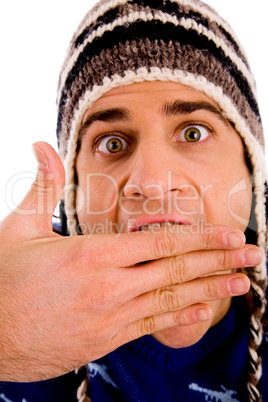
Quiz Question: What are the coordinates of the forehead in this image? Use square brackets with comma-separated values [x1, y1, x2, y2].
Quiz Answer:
[83, 81, 222, 120]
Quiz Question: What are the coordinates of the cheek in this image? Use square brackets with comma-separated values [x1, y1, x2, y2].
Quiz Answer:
[227, 179, 252, 230]
[76, 174, 120, 232]
[202, 167, 252, 231]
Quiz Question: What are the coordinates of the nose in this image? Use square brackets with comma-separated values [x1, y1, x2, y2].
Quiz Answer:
[123, 139, 189, 199]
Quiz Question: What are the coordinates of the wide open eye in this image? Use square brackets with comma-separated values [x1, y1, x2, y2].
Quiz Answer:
[178, 125, 211, 143]
[97, 136, 130, 154]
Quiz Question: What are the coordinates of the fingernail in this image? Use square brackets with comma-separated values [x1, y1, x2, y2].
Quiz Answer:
[241, 248, 263, 267]
[227, 276, 249, 295]
[32, 145, 48, 169]
[225, 232, 245, 249]
[195, 308, 211, 322]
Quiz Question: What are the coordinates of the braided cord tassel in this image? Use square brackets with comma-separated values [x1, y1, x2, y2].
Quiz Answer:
[247, 279, 267, 401]
[76, 365, 92, 402]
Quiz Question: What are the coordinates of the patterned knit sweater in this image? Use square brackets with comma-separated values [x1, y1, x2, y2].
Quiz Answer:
[1, 296, 268, 402]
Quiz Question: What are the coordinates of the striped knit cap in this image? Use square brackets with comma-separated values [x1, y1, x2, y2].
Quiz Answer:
[56, 1, 268, 401]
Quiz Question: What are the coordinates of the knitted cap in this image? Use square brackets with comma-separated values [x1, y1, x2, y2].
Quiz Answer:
[56, 1, 267, 400]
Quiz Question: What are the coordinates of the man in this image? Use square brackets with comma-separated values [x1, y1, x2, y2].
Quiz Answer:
[0, 0, 267, 401]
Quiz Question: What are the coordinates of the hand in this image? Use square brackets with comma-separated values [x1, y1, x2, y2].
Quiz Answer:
[0, 142, 261, 381]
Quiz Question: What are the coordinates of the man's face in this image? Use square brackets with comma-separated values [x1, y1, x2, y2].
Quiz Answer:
[76, 81, 252, 348]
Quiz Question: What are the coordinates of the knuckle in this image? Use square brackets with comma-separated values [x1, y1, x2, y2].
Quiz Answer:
[157, 287, 178, 312]
[153, 233, 178, 258]
[204, 281, 219, 300]
[30, 178, 44, 197]
[86, 290, 110, 313]
[77, 240, 102, 270]
[172, 308, 198, 326]
[138, 316, 157, 336]
[32, 171, 47, 190]
[169, 256, 187, 284]
[78, 249, 95, 269]
[172, 310, 185, 326]
[202, 232, 217, 250]
[217, 250, 231, 271]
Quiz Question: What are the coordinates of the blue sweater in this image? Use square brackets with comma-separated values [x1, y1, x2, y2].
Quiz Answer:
[1, 297, 268, 402]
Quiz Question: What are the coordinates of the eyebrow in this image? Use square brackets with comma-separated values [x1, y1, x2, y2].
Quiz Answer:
[162, 100, 229, 125]
[78, 99, 229, 144]
[79, 107, 131, 143]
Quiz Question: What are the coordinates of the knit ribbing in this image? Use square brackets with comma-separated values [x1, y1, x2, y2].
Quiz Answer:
[57, 37, 263, 161]
[57, 6, 260, 150]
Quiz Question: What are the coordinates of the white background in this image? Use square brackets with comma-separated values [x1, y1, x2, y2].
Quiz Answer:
[0, 1, 267, 220]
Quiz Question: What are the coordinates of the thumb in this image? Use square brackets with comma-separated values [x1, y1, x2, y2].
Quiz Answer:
[2, 142, 65, 238]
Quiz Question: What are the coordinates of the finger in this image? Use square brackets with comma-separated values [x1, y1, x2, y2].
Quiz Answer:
[78, 224, 246, 269]
[116, 245, 262, 300]
[112, 303, 213, 347]
[116, 272, 250, 326]
[2, 142, 65, 238]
